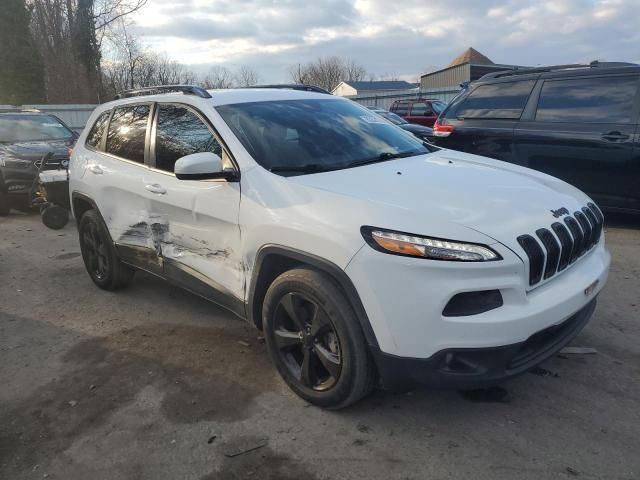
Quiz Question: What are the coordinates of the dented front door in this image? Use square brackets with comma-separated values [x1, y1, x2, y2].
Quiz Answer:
[141, 166, 243, 308]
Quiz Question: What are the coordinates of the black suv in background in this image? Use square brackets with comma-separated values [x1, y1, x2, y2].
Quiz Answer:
[433, 62, 640, 213]
[0, 110, 77, 214]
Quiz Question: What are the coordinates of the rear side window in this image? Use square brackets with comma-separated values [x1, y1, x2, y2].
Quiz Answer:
[454, 80, 535, 119]
[392, 103, 409, 115]
[155, 104, 222, 173]
[536, 76, 639, 123]
[105, 104, 150, 163]
[85, 111, 110, 149]
[410, 102, 432, 116]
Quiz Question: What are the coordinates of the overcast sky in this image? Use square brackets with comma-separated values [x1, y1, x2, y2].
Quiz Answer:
[131, 0, 640, 82]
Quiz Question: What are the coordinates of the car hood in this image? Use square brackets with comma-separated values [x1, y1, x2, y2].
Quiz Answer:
[0, 139, 72, 162]
[288, 149, 592, 252]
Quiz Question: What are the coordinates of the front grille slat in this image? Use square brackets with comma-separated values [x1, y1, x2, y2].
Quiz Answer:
[517, 203, 602, 288]
[582, 207, 599, 247]
[551, 222, 573, 271]
[517, 234, 545, 286]
[536, 228, 560, 279]
[574, 211, 593, 253]
[564, 216, 585, 261]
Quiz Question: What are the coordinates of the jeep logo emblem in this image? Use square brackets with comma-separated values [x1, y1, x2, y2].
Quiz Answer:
[550, 207, 570, 218]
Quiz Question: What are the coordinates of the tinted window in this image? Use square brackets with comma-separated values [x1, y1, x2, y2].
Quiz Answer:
[410, 102, 432, 116]
[85, 111, 110, 149]
[216, 99, 428, 176]
[0, 114, 74, 142]
[536, 76, 639, 123]
[392, 103, 409, 115]
[155, 105, 222, 172]
[455, 80, 535, 119]
[105, 105, 150, 163]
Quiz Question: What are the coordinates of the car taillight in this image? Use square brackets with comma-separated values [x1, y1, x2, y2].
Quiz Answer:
[433, 120, 455, 137]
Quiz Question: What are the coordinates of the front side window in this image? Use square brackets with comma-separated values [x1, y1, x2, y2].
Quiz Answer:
[536, 76, 639, 123]
[155, 104, 222, 172]
[85, 111, 110, 149]
[216, 98, 428, 176]
[454, 80, 535, 119]
[105, 104, 150, 163]
[0, 114, 74, 143]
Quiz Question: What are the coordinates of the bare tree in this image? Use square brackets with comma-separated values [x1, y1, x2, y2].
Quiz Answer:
[201, 66, 234, 89]
[234, 65, 261, 87]
[288, 57, 367, 91]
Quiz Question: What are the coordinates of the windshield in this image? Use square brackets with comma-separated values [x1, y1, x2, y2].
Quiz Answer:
[431, 101, 447, 114]
[216, 99, 428, 176]
[377, 111, 408, 125]
[0, 114, 74, 143]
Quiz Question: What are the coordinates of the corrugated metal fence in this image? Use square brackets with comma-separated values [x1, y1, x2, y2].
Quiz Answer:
[1, 104, 97, 132]
[349, 87, 461, 110]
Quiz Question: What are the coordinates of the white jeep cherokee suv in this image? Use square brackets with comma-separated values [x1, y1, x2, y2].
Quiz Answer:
[70, 85, 610, 409]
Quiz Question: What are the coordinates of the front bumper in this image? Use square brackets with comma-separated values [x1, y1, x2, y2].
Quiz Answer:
[1, 166, 37, 196]
[371, 298, 596, 389]
[346, 234, 610, 358]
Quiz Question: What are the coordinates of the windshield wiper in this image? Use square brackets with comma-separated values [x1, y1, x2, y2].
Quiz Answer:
[345, 150, 422, 169]
[269, 163, 336, 174]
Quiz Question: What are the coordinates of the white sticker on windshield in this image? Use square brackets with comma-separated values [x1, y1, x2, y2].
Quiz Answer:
[42, 123, 64, 127]
[360, 114, 386, 124]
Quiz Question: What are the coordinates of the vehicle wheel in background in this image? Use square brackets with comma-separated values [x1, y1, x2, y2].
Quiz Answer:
[79, 209, 134, 290]
[263, 268, 376, 409]
[41, 205, 69, 230]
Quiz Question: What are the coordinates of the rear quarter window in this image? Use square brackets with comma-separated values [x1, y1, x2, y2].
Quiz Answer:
[85, 111, 110, 150]
[535, 75, 639, 123]
[453, 80, 536, 119]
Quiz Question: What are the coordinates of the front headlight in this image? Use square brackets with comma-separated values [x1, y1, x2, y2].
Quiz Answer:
[361, 226, 501, 262]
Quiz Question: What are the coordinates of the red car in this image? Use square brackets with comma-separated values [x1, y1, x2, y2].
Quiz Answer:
[389, 99, 447, 127]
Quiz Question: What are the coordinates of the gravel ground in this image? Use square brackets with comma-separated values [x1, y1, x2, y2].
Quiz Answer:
[1, 211, 639, 480]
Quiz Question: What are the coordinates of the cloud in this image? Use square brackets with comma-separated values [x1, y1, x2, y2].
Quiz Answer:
[131, 0, 640, 82]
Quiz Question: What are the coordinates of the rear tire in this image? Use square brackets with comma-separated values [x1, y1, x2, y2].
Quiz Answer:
[263, 268, 376, 409]
[79, 209, 134, 290]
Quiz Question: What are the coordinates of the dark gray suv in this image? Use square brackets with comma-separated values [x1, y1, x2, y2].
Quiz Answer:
[433, 62, 640, 214]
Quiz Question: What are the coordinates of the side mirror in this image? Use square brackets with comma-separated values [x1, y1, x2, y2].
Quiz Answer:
[174, 152, 234, 181]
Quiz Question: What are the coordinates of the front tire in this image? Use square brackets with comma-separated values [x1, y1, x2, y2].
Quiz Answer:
[263, 268, 376, 409]
[79, 209, 134, 290]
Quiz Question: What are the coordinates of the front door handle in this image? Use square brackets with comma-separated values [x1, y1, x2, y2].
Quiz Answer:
[602, 131, 630, 141]
[145, 183, 166, 195]
[88, 164, 103, 174]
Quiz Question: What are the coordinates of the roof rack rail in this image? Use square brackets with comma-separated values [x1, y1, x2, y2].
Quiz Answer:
[114, 85, 212, 100]
[0, 107, 42, 113]
[244, 84, 331, 94]
[480, 60, 639, 80]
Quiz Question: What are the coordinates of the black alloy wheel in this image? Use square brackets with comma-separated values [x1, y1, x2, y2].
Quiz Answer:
[82, 219, 109, 281]
[79, 209, 134, 290]
[263, 268, 376, 409]
[272, 291, 342, 391]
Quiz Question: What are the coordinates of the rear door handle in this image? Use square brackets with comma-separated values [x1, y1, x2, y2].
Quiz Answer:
[88, 164, 103, 174]
[602, 131, 630, 141]
[145, 183, 166, 195]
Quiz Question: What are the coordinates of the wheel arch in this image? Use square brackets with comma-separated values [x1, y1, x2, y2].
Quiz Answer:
[247, 245, 379, 348]
[71, 191, 98, 225]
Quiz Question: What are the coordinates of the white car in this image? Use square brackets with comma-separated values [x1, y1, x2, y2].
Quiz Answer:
[69, 85, 610, 409]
